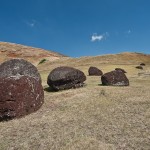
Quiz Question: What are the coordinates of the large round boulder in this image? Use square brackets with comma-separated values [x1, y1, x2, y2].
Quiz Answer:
[0, 59, 44, 121]
[88, 66, 103, 76]
[47, 66, 86, 91]
[101, 70, 129, 86]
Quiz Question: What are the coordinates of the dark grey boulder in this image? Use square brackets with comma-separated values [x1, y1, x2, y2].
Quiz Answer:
[115, 68, 127, 73]
[88, 66, 103, 76]
[47, 66, 86, 91]
[101, 70, 129, 86]
[0, 59, 44, 121]
[136, 66, 143, 69]
[140, 63, 145, 66]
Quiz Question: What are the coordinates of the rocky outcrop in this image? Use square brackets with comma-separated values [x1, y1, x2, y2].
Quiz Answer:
[47, 66, 86, 91]
[101, 70, 129, 86]
[88, 66, 103, 76]
[0, 59, 44, 121]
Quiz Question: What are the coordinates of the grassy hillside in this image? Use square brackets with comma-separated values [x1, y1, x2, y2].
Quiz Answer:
[0, 45, 150, 150]
[0, 42, 67, 65]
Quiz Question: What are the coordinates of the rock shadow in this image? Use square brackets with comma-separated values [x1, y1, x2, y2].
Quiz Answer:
[44, 87, 58, 92]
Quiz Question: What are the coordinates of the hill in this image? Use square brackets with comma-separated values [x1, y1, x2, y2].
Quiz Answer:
[0, 42, 67, 65]
[37, 51, 150, 73]
[0, 43, 150, 150]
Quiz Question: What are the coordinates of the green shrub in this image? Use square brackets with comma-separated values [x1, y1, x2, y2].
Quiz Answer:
[38, 58, 47, 64]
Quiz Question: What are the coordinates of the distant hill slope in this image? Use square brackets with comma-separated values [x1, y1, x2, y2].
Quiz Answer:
[37, 52, 150, 73]
[0, 42, 67, 65]
[0, 42, 150, 67]
[60, 52, 150, 66]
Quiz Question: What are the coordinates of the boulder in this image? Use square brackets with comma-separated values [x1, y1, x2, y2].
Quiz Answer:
[101, 70, 129, 86]
[140, 63, 145, 66]
[47, 66, 86, 90]
[0, 59, 44, 121]
[88, 66, 103, 76]
[115, 68, 127, 73]
[136, 66, 143, 69]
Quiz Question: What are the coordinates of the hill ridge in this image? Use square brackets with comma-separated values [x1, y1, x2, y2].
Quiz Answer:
[0, 42, 67, 65]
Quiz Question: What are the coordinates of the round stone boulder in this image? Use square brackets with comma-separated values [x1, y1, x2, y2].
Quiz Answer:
[136, 66, 143, 69]
[115, 68, 127, 73]
[0, 59, 44, 121]
[47, 66, 86, 91]
[101, 70, 129, 86]
[88, 66, 103, 76]
[140, 63, 145, 66]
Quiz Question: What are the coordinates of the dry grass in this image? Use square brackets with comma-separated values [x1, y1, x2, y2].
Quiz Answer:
[0, 42, 66, 65]
[0, 53, 150, 150]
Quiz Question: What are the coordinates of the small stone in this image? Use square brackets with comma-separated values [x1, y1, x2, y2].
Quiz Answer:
[136, 66, 143, 69]
[140, 63, 145, 66]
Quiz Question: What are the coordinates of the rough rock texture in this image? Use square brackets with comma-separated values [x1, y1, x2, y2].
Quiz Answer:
[88, 66, 103, 76]
[0, 59, 44, 121]
[140, 63, 146, 66]
[101, 70, 129, 86]
[136, 66, 143, 69]
[115, 68, 127, 73]
[47, 66, 86, 90]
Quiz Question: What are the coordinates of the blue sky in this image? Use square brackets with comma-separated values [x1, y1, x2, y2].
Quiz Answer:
[0, 0, 150, 57]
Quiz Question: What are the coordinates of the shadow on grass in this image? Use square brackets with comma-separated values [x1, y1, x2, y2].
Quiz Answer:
[44, 87, 58, 92]
[0, 116, 14, 122]
[44, 83, 87, 92]
[98, 84, 105, 86]
[98, 84, 130, 87]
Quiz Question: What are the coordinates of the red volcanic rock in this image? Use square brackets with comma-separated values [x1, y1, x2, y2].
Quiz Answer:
[101, 70, 129, 86]
[115, 68, 127, 73]
[47, 66, 86, 91]
[88, 66, 103, 76]
[0, 59, 44, 121]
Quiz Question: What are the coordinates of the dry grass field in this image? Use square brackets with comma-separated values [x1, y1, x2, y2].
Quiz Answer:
[0, 44, 150, 150]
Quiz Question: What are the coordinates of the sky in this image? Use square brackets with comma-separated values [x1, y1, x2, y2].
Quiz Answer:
[0, 0, 150, 57]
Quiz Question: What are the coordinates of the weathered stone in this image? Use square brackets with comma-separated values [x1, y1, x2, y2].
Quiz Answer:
[101, 70, 129, 86]
[140, 63, 145, 66]
[0, 59, 41, 80]
[136, 66, 143, 69]
[0, 59, 44, 121]
[115, 68, 127, 73]
[47, 66, 86, 90]
[88, 66, 103, 76]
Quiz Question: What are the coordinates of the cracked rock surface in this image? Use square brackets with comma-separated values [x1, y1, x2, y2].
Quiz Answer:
[101, 70, 129, 86]
[0, 59, 44, 121]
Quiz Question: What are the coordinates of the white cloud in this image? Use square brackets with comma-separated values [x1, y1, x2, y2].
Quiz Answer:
[25, 20, 37, 28]
[91, 34, 103, 42]
[91, 32, 109, 42]
[127, 30, 131, 34]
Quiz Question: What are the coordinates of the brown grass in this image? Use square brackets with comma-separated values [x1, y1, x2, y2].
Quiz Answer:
[0, 51, 150, 150]
[0, 42, 67, 65]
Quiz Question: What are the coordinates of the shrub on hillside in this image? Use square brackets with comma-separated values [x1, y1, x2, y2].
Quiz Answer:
[38, 58, 47, 64]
